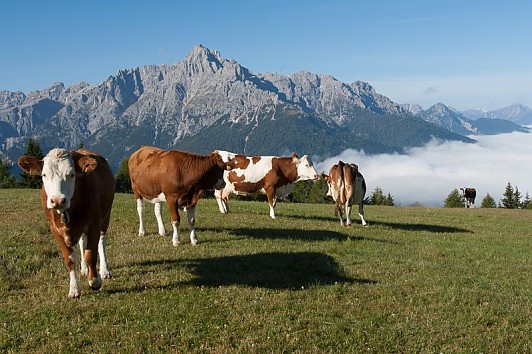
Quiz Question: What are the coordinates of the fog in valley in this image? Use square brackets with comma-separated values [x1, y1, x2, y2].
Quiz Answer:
[316, 130, 532, 207]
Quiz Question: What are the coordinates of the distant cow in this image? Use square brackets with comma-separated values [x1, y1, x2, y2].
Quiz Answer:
[322, 161, 368, 227]
[128, 146, 236, 246]
[214, 151, 319, 218]
[18, 148, 114, 298]
[460, 187, 476, 208]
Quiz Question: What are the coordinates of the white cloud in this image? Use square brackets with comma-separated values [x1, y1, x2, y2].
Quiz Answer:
[316, 130, 532, 207]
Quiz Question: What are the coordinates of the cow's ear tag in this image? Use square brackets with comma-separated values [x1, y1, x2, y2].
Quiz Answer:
[226, 165, 233, 171]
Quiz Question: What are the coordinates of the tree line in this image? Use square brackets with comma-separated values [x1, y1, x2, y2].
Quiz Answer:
[444, 185, 532, 209]
[3, 139, 530, 209]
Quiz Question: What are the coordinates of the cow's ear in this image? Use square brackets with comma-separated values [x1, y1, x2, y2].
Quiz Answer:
[18, 156, 43, 175]
[76, 156, 98, 174]
[225, 159, 237, 171]
[291, 152, 300, 162]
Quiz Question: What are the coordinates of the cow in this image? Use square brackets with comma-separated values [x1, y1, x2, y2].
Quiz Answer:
[213, 151, 319, 218]
[460, 187, 476, 208]
[322, 161, 368, 227]
[18, 148, 114, 298]
[128, 146, 236, 247]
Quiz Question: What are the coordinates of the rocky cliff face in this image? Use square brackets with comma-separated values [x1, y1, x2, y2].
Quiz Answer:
[0, 45, 471, 169]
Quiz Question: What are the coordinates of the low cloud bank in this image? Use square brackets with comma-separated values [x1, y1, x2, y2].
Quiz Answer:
[316, 130, 532, 207]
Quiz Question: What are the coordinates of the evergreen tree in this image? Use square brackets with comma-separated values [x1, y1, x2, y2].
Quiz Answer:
[444, 188, 464, 208]
[369, 186, 395, 206]
[19, 139, 44, 189]
[512, 186, 522, 209]
[307, 178, 328, 204]
[0, 159, 18, 188]
[115, 158, 132, 193]
[501, 182, 514, 209]
[370, 186, 386, 205]
[385, 192, 395, 206]
[522, 192, 532, 210]
[480, 193, 497, 208]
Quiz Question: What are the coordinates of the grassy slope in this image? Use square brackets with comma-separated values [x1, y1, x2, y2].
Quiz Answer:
[1, 190, 530, 353]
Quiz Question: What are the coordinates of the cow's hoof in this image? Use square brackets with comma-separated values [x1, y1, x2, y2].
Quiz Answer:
[89, 275, 102, 290]
[68, 291, 80, 299]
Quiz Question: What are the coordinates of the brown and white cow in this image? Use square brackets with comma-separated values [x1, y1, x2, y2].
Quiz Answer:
[214, 151, 319, 218]
[18, 148, 114, 298]
[128, 146, 235, 246]
[322, 161, 368, 227]
[460, 187, 476, 208]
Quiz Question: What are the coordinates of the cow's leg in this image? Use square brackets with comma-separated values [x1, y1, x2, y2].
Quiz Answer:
[335, 203, 345, 226]
[166, 197, 181, 247]
[186, 206, 199, 245]
[358, 202, 368, 226]
[84, 226, 102, 291]
[154, 202, 166, 236]
[51, 228, 80, 298]
[345, 201, 353, 227]
[214, 189, 228, 214]
[136, 198, 146, 236]
[68, 251, 81, 299]
[98, 232, 111, 279]
[265, 188, 277, 219]
[79, 234, 88, 276]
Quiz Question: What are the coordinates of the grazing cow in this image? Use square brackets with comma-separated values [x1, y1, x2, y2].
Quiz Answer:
[460, 187, 476, 208]
[214, 151, 319, 218]
[322, 161, 368, 227]
[18, 148, 114, 298]
[128, 146, 236, 246]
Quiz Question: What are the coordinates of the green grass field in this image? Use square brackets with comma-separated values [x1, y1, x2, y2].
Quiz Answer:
[1, 189, 530, 353]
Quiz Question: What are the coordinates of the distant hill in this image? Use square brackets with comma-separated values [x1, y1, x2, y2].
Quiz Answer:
[1, 45, 474, 170]
[402, 102, 529, 136]
[461, 104, 532, 126]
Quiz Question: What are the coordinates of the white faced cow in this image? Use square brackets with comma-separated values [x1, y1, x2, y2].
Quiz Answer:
[214, 151, 319, 218]
[322, 161, 368, 227]
[460, 187, 476, 208]
[128, 146, 236, 246]
[18, 148, 114, 298]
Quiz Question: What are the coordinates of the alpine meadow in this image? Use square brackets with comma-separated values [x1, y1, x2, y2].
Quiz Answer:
[1, 190, 530, 352]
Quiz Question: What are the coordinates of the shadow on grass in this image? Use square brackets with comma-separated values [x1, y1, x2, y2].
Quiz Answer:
[225, 227, 400, 244]
[370, 220, 473, 233]
[108, 252, 375, 293]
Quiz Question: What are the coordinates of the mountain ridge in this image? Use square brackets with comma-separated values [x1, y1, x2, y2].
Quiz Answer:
[0, 45, 490, 170]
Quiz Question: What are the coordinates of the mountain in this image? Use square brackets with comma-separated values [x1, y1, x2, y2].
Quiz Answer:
[0, 45, 474, 170]
[404, 102, 529, 136]
[461, 104, 532, 125]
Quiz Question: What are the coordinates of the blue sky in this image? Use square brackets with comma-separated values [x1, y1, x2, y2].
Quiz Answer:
[1, 0, 531, 110]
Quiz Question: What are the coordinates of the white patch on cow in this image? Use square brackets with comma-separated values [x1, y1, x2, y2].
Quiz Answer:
[68, 270, 80, 298]
[79, 234, 88, 275]
[136, 198, 146, 236]
[147, 193, 166, 204]
[236, 156, 274, 183]
[187, 206, 198, 245]
[99, 233, 111, 279]
[214, 150, 236, 163]
[41, 148, 76, 210]
[172, 221, 180, 247]
[68, 253, 80, 298]
[154, 202, 166, 236]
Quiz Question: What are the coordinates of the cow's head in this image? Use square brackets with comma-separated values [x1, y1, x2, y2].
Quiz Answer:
[292, 153, 319, 181]
[18, 148, 98, 211]
[321, 173, 333, 196]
